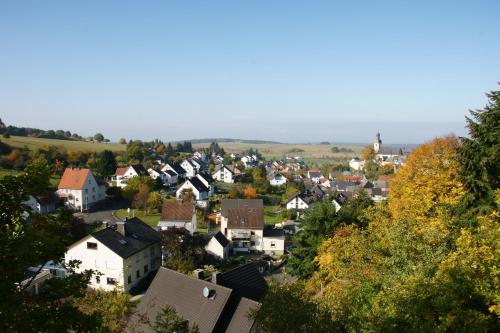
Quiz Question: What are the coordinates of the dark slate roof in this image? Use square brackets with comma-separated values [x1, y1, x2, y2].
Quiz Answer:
[164, 170, 177, 177]
[90, 218, 160, 259]
[213, 231, 230, 247]
[377, 146, 403, 155]
[225, 297, 259, 333]
[215, 263, 268, 302]
[130, 268, 233, 333]
[170, 162, 187, 175]
[263, 225, 285, 238]
[188, 177, 209, 193]
[130, 164, 149, 177]
[198, 171, 214, 184]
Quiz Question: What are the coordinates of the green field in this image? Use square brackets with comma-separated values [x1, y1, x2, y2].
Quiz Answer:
[2, 136, 125, 152]
[115, 209, 160, 227]
[264, 205, 283, 224]
[194, 141, 362, 162]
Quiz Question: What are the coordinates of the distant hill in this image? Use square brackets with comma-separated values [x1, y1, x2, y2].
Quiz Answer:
[176, 138, 283, 145]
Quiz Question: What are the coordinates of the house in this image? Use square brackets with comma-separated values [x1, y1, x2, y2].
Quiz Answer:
[114, 164, 149, 188]
[262, 226, 285, 255]
[241, 155, 258, 168]
[213, 154, 224, 164]
[307, 169, 322, 183]
[23, 193, 58, 214]
[181, 159, 198, 178]
[286, 193, 313, 210]
[176, 178, 210, 202]
[161, 162, 187, 179]
[112, 167, 128, 187]
[268, 172, 287, 186]
[212, 263, 268, 301]
[147, 168, 162, 180]
[349, 157, 365, 171]
[196, 172, 215, 196]
[158, 201, 197, 234]
[57, 168, 106, 212]
[65, 217, 161, 292]
[220, 199, 285, 254]
[205, 231, 230, 260]
[129, 267, 260, 333]
[212, 164, 235, 183]
[193, 151, 208, 163]
[162, 169, 178, 185]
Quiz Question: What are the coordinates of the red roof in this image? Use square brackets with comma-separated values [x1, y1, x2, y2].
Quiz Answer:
[58, 168, 90, 190]
[115, 167, 128, 176]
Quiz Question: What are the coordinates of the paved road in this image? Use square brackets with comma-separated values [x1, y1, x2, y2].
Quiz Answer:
[73, 199, 127, 224]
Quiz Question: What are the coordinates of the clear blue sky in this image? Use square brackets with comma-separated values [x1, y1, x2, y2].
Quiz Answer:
[1, 1, 499, 144]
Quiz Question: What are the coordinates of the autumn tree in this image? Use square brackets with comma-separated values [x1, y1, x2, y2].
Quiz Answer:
[122, 176, 155, 203]
[119, 137, 127, 144]
[243, 185, 257, 199]
[360, 145, 378, 180]
[161, 228, 208, 274]
[147, 191, 164, 214]
[133, 183, 150, 210]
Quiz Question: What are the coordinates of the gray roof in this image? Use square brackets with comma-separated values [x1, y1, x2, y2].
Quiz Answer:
[90, 218, 160, 259]
[188, 177, 209, 193]
[130, 267, 259, 333]
[216, 263, 268, 301]
[213, 231, 230, 247]
[225, 298, 259, 333]
[263, 226, 285, 238]
[130, 164, 149, 177]
[221, 199, 263, 216]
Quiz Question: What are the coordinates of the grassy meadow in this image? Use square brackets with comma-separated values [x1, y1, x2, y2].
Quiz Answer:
[2, 136, 125, 153]
[194, 141, 362, 162]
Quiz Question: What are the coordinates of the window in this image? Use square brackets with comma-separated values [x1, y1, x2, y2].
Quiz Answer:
[144, 265, 149, 273]
[85, 188, 88, 193]
[136, 270, 140, 279]
[128, 275, 132, 284]
[150, 247, 155, 256]
[106, 278, 117, 285]
[250, 231, 255, 235]
[96, 276, 100, 283]
[87, 242, 98, 250]
[250, 241, 255, 246]
[92, 187, 95, 192]
[271, 241, 276, 248]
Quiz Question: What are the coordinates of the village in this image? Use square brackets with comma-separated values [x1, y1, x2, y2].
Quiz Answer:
[16, 132, 408, 332]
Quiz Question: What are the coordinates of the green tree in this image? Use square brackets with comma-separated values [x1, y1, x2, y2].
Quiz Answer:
[151, 305, 199, 333]
[119, 137, 127, 144]
[94, 150, 117, 177]
[122, 176, 155, 203]
[147, 191, 164, 214]
[0, 166, 101, 332]
[161, 228, 208, 274]
[460, 88, 500, 208]
[93, 133, 105, 143]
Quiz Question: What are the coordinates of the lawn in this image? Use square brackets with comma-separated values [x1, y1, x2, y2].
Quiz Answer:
[264, 205, 283, 224]
[115, 209, 161, 227]
[2, 135, 125, 153]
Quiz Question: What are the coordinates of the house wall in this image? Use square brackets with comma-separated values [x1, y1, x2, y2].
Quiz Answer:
[181, 160, 196, 178]
[176, 181, 201, 200]
[65, 236, 125, 291]
[286, 197, 309, 210]
[212, 167, 234, 183]
[270, 177, 287, 186]
[58, 172, 105, 211]
[122, 244, 161, 292]
[158, 213, 196, 234]
[205, 239, 228, 259]
[262, 236, 285, 255]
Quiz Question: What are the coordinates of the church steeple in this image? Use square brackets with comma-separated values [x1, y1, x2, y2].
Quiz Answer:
[374, 131, 382, 153]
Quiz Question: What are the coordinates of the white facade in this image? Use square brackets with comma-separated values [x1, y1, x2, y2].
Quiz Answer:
[158, 215, 197, 234]
[212, 165, 234, 183]
[286, 196, 309, 210]
[205, 237, 229, 260]
[57, 172, 105, 212]
[65, 235, 161, 292]
[176, 180, 208, 201]
[162, 171, 178, 185]
[349, 158, 365, 171]
[262, 236, 285, 255]
[269, 174, 287, 186]
[181, 160, 197, 178]
[148, 168, 162, 180]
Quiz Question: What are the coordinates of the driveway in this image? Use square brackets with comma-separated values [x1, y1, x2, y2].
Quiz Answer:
[74, 199, 127, 224]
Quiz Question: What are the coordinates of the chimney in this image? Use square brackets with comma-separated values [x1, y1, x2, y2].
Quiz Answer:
[116, 221, 126, 236]
[211, 272, 221, 285]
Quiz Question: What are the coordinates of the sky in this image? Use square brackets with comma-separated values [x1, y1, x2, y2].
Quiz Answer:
[1, 1, 499, 144]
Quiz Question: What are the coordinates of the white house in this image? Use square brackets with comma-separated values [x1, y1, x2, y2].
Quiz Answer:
[212, 164, 235, 183]
[65, 218, 161, 292]
[286, 194, 311, 210]
[205, 231, 230, 260]
[162, 170, 178, 185]
[196, 172, 215, 196]
[268, 172, 287, 186]
[181, 159, 197, 178]
[307, 170, 322, 183]
[349, 157, 365, 171]
[220, 199, 285, 255]
[161, 162, 187, 179]
[114, 164, 149, 188]
[158, 201, 197, 234]
[147, 168, 162, 180]
[262, 227, 285, 255]
[241, 155, 258, 168]
[22, 194, 58, 214]
[176, 178, 210, 202]
[57, 168, 106, 212]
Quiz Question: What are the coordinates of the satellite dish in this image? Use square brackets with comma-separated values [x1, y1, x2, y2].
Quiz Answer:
[203, 287, 210, 298]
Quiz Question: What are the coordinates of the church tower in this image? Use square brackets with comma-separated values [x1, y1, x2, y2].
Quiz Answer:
[374, 132, 381, 153]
